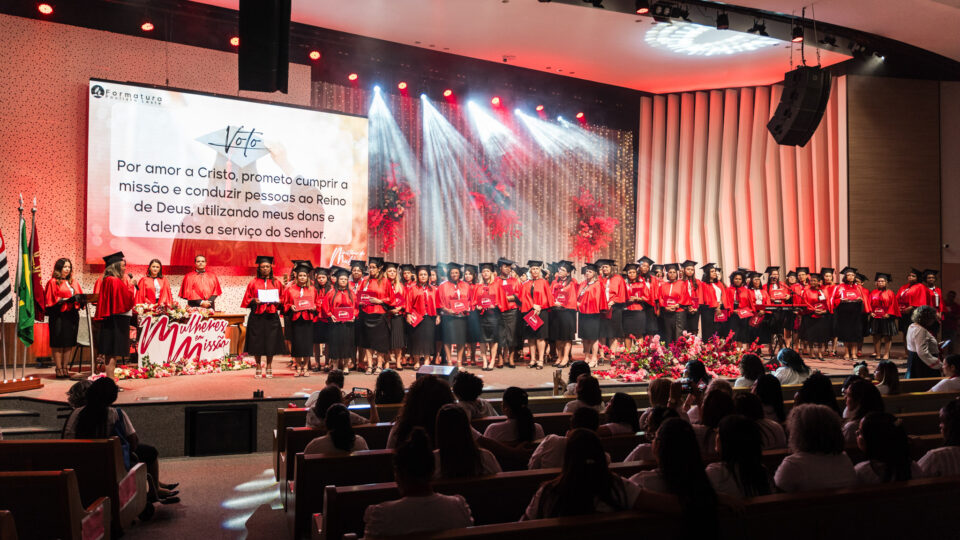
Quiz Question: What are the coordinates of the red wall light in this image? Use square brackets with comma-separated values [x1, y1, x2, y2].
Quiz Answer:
[38, 3, 53, 15]
[576, 112, 585, 119]
[141, 21, 154, 32]
[491, 96, 501, 106]
[308, 50, 321, 61]
[398, 82, 407, 90]
[348, 73, 359, 82]
[443, 89, 453, 98]
[535, 104, 544, 112]
[636, 7, 649, 14]
[230, 36, 240, 47]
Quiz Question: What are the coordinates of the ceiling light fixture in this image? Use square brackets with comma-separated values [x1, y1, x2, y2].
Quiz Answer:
[746, 19, 768, 36]
[646, 21, 779, 56]
[229, 36, 239, 47]
[715, 12, 729, 30]
[635, 0, 650, 14]
[308, 50, 321, 60]
[791, 24, 804, 43]
[140, 21, 154, 32]
[37, 3, 53, 15]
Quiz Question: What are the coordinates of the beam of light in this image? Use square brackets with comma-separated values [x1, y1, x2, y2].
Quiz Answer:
[220, 490, 280, 509]
[466, 101, 518, 158]
[645, 21, 780, 56]
[516, 110, 615, 171]
[369, 88, 418, 200]
[233, 478, 278, 492]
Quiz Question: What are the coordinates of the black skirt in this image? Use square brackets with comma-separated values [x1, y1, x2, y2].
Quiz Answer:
[499, 308, 520, 349]
[388, 314, 406, 350]
[441, 314, 468, 346]
[899, 313, 913, 334]
[245, 312, 287, 356]
[522, 309, 550, 340]
[579, 313, 601, 341]
[409, 315, 436, 356]
[870, 317, 898, 337]
[48, 309, 80, 348]
[313, 320, 329, 344]
[660, 310, 681, 344]
[681, 308, 700, 335]
[98, 314, 131, 357]
[801, 314, 831, 344]
[327, 321, 356, 359]
[600, 305, 625, 339]
[699, 306, 721, 340]
[283, 313, 293, 341]
[359, 312, 390, 353]
[479, 308, 501, 343]
[551, 309, 577, 341]
[906, 351, 941, 378]
[622, 309, 646, 340]
[835, 302, 864, 342]
[289, 318, 314, 357]
[466, 310, 483, 343]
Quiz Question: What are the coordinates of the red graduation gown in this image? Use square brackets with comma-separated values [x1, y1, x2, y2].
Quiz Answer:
[926, 286, 944, 314]
[657, 280, 690, 311]
[325, 288, 357, 322]
[724, 286, 756, 318]
[869, 289, 900, 319]
[577, 279, 604, 314]
[551, 278, 580, 310]
[406, 284, 438, 317]
[44, 278, 84, 312]
[799, 286, 831, 317]
[682, 279, 701, 309]
[766, 282, 792, 304]
[178, 271, 222, 301]
[95, 276, 135, 320]
[626, 277, 658, 311]
[473, 280, 509, 312]
[282, 284, 320, 321]
[499, 276, 521, 311]
[829, 283, 871, 313]
[519, 278, 555, 312]
[241, 278, 283, 314]
[135, 277, 175, 307]
[699, 281, 727, 309]
[436, 280, 472, 315]
[357, 276, 392, 315]
[602, 274, 627, 306]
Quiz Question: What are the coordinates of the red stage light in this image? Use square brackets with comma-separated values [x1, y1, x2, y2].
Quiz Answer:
[443, 89, 453, 97]
[576, 112, 585, 119]
[398, 81, 407, 90]
[348, 73, 359, 82]
[636, 7, 649, 14]
[308, 50, 321, 61]
[230, 36, 240, 47]
[141, 21, 154, 32]
[37, 3, 53, 15]
[536, 105, 544, 112]
[491, 96, 501, 106]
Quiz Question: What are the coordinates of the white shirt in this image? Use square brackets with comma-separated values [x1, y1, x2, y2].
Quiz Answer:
[523, 475, 640, 519]
[929, 377, 960, 393]
[907, 323, 941, 370]
[304, 434, 369, 455]
[482, 419, 545, 444]
[706, 462, 747, 498]
[528, 434, 610, 470]
[305, 409, 368, 430]
[734, 377, 756, 389]
[774, 366, 808, 386]
[756, 419, 788, 450]
[599, 422, 636, 435]
[625, 442, 654, 463]
[773, 452, 857, 493]
[854, 460, 923, 484]
[919, 446, 960, 477]
[363, 493, 473, 538]
[457, 399, 498, 420]
[562, 399, 605, 414]
[629, 469, 669, 493]
[64, 407, 135, 439]
[433, 448, 501, 479]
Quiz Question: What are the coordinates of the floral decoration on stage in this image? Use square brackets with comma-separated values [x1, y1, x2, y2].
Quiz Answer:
[594, 332, 761, 382]
[569, 187, 620, 261]
[134, 303, 211, 322]
[368, 162, 415, 253]
[114, 354, 257, 380]
[469, 171, 522, 239]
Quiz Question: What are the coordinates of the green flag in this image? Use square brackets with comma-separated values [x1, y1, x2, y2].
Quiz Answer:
[16, 216, 34, 345]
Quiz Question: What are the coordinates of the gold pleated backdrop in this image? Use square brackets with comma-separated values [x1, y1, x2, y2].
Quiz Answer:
[314, 81, 636, 267]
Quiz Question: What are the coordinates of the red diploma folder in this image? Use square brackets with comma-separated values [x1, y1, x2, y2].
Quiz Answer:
[296, 298, 316, 311]
[408, 311, 423, 327]
[524, 311, 544, 330]
[714, 310, 728, 322]
[333, 306, 355, 322]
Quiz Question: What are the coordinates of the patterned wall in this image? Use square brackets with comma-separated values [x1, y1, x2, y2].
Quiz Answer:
[0, 14, 311, 321]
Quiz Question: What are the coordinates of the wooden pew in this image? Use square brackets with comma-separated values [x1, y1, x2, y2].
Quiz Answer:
[0, 510, 17, 540]
[0, 470, 111, 540]
[897, 411, 940, 435]
[0, 438, 148, 534]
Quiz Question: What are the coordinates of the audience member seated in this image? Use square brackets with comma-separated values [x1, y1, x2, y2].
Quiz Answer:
[522, 429, 641, 520]
[434, 404, 501, 478]
[639, 378, 686, 429]
[685, 378, 733, 424]
[387, 375, 455, 449]
[563, 361, 591, 396]
[626, 406, 680, 462]
[929, 355, 960, 393]
[598, 392, 640, 436]
[734, 393, 787, 450]
[61, 380, 93, 436]
[793, 372, 843, 416]
[773, 347, 811, 386]
[529, 407, 604, 469]
[906, 305, 942, 379]
[562, 374, 605, 413]
[629, 418, 719, 537]
[855, 411, 922, 484]
[304, 404, 369, 454]
[753, 374, 786, 422]
[691, 387, 735, 459]
[306, 384, 378, 429]
[735, 353, 765, 388]
[483, 387, 544, 444]
[919, 399, 960, 477]
[842, 378, 885, 445]
[374, 369, 406, 405]
[453, 371, 498, 419]
[873, 359, 900, 395]
[363, 428, 474, 539]
[706, 414, 773, 498]
[774, 404, 856, 492]
[304, 370, 346, 408]
[64, 377, 180, 504]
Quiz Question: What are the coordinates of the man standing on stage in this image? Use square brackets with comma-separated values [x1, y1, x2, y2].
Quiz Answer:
[178, 254, 222, 309]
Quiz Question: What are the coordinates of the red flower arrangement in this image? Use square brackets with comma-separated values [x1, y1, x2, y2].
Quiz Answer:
[369, 163, 415, 253]
[468, 163, 521, 239]
[569, 188, 619, 261]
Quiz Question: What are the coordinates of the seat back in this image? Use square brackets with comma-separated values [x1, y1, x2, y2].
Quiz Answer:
[0, 439, 122, 508]
[0, 470, 84, 540]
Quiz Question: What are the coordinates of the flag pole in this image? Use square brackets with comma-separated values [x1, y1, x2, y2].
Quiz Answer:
[27, 198, 36, 380]
[13, 194, 23, 381]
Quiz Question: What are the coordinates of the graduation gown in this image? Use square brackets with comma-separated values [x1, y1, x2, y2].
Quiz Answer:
[135, 277, 175, 307]
[241, 278, 286, 356]
[45, 278, 84, 348]
[926, 286, 945, 314]
[519, 278, 554, 338]
[799, 286, 832, 343]
[283, 284, 319, 356]
[178, 271, 222, 307]
[577, 279, 604, 341]
[405, 284, 438, 356]
[44, 278, 84, 313]
[324, 288, 358, 359]
[96, 275, 136, 356]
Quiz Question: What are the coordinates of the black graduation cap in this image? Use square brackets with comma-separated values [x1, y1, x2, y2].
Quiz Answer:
[795, 267, 810, 274]
[820, 267, 835, 275]
[786, 271, 798, 278]
[315, 267, 329, 276]
[875, 272, 892, 282]
[737, 267, 750, 274]
[637, 256, 655, 266]
[479, 262, 496, 273]
[255, 255, 274, 265]
[664, 263, 680, 273]
[349, 260, 366, 270]
[102, 251, 124, 265]
[856, 273, 868, 282]
[527, 260, 543, 268]
[331, 266, 350, 278]
[748, 271, 762, 280]
[623, 263, 639, 272]
[765, 266, 779, 274]
[464, 264, 478, 275]
[595, 259, 615, 267]
[293, 260, 313, 274]
[447, 262, 463, 272]
[651, 264, 664, 272]
[729, 269, 746, 280]
[497, 257, 515, 267]
[909, 268, 923, 277]
[839, 266, 857, 275]
[416, 264, 431, 274]
[383, 261, 399, 270]
[558, 261, 575, 273]
[400, 264, 415, 273]
[923, 269, 938, 278]
[700, 263, 716, 271]
[681, 260, 697, 268]
[368, 257, 384, 268]
[582, 263, 598, 274]
[429, 265, 438, 273]
[516, 266, 528, 276]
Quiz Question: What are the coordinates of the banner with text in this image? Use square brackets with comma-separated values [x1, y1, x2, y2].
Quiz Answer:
[86, 79, 369, 268]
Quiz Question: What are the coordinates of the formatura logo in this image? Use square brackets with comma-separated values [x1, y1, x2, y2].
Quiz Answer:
[91, 85, 105, 98]
[330, 246, 366, 266]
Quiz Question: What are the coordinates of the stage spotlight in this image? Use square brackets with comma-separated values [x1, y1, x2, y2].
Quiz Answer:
[557, 115, 563, 121]
[348, 73, 359, 81]
[791, 24, 804, 43]
[635, 0, 650, 14]
[443, 89, 453, 97]
[514, 108, 522, 115]
[715, 13, 729, 30]
[398, 81, 407, 90]
[491, 96, 501, 106]
[374, 85, 381, 92]
[230, 36, 240, 47]
[308, 50, 321, 60]
[747, 19, 768, 36]
[536, 104, 544, 112]
[37, 3, 53, 15]
[421, 93, 428, 100]
[576, 112, 585, 119]
[141, 21, 154, 32]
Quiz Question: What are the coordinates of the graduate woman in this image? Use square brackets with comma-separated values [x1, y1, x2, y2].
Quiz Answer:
[383, 262, 407, 371]
[680, 260, 701, 336]
[577, 263, 604, 368]
[313, 267, 333, 371]
[698, 263, 726, 340]
[831, 267, 871, 361]
[799, 273, 832, 360]
[95, 252, 135, 381]
[724, 270, 755, 348]
[519, 260, 554, 370]
[325, 267, 358, 373]
[282, 261, 320, 377]
[746, 272, 772, 352]
[462, 264, 481, 367]
[657, 263, 689, 344]
[597, 259, 626, 361]
[134, 259, 174, 307]
[44, 258, 84, 378]
[621, 263, 646, 348]
[436, 262, 472, 368]
[241, 256, 287, 378]
[549, 261, 578, 368]
[405, 265, 438, 369]
[497, 258, 522, 368]
[358, 258, 392, 375]
[473, 262, 508, 370]
[869, 273, 900, 361]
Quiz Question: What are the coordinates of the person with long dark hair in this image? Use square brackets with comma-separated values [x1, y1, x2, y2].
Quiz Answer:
[855, 411, 920, 484]
[434, 404, 501, 478]
[374, 368, 406, 405]
[657, 263, 688, 344]
[363, 428, 474, 538]
[724, 270, 755, 349]
[706, 414, 772, 498]
[627, 406, 680, 462]
[798, 273, 832, 360]
[405, 265, 438, 369]
[95, 252, 135, 381]
[793, 372, 843, 416]
[282, 261, 320, 377]
[699, 263, 727, 340]
[312, 267, 333, 372]
[133, 259, 174, 307]
[387, 375, 456, 449]
[550, 261, 579, 367]
[523, 429, 640, 519]
[598, 392, 640, 436]
[241, 255, 287, 378]
[764, 266, 791, 350]
[461, 264, 481, 367]
[596, 259, 627, 362]
[305, 383, 378, 429]
[929, 354, 960, 393]
[304, 403, 369, 454]
[873, 359, 900, 395]
[324, 267, 358, 374]
[680, 260, 701, 336]
[483, 386, 543, 444]
[529, 407, 602, 469]
[734, 393, 787, 449]
[745, 272, 771, 350]
[775, 404, 856, 492]
[577, 264, 604, 368]
[519, 261, 554, 370]
[773, 347, 811, 386]
[357, 258, 392, 375]
[473, 262, 507, 371]
[692, 388, 735, 459]
[44, 258, 84, 379]
[752, 373, 786, 422]
[842, 378, 886, 445]
[563, 374, 604, 413]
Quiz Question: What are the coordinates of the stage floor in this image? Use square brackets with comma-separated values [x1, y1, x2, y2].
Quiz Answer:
[7, 345, 905, 405]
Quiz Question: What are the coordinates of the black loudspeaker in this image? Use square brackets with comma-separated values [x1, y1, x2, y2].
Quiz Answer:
[184, 404, 257, 456]
[238, 0, 290, 93]
[416, 364, 459, 385]
[766, 66, 832, 147]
